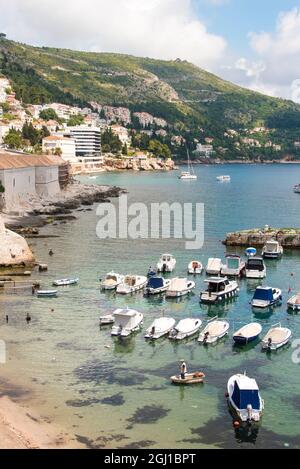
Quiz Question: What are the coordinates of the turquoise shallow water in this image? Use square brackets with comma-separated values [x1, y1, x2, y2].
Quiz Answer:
[1, 164, 300, 449]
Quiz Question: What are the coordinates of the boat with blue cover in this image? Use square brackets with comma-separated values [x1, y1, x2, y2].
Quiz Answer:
[251, 286, 282, 309]
[245, 247, 257, 257]
[227, 373, 264, 423]
[144, 276, 171, 295]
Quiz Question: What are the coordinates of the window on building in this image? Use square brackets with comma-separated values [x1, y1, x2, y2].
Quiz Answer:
[13, 178, 16, 188]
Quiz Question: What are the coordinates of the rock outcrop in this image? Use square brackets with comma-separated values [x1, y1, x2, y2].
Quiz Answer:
[103, 158, 175, 172]
[224, 226, 300, 249]
[0, 215, 35, 267]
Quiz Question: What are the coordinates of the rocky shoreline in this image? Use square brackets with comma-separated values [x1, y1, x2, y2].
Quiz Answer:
[103, 157, 176, 172]
[224, 227, 300, 248]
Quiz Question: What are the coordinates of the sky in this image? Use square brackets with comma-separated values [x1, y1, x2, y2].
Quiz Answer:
[1, 0, 300, 102]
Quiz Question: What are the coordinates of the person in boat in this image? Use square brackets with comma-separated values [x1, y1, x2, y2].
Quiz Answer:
[151, 326, 156, 337]
[180, 360, 187, 380]
[203, 332, 210, 344]
[26, 313, 31, 323]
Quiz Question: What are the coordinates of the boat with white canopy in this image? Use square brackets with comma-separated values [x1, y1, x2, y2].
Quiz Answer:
[200, 277, 239, 304]
[157, 254, 176, 273]
[169, 318, 202, 341]
[111, 309, 143, 337]
[233, 323, 262, 345]
[262, 239, 283, 259]
[145, 317, 176, 340]
[166, 278, 195, 298]
[221, 255, 245, 278]
[206, 258, 223, 275]
[261, 323, 292, 351]
[198, 318, 229, 344]
[227, 373, 264, 423]
[101, 272, 124, 291]
[116, 275, 147, 295]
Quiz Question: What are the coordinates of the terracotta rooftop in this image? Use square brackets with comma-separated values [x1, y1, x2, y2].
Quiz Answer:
[43, 135, 72, 141]
[0, 152, 65, 170]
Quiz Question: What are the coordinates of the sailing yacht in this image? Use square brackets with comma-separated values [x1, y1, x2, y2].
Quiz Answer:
[179, 149, 197, 180]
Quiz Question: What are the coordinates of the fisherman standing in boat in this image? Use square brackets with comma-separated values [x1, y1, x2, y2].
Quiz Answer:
[180, 360, 187, 380]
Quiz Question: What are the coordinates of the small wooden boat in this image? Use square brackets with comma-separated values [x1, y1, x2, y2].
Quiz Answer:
[171, 372, 205, 385]
[198, 318, 229, 344]
[233, 323, 262, 345]
[188, 261, 203, 275]
[251, 286, 282, 309]
[166, 278, 195, 298]
[262, 323, 292, 351]
[37, 290, 58, 298]
[287, 292, 300, 311]
[53, 278, 79, 287]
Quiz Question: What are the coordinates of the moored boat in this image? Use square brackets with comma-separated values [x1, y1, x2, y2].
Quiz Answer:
[166, 278, 195, 298]
[251, 286, 282, 309]
[261, 323, 292, 351]
[157, 254, 176, 273]
[245, 257, 266, 279]
[169, 318, 202, 340]
[116, 275, 147, 295]
[111, 309, 143, 337]
[221, 255, 245, 278]
[188, 260, 203, 275]
[37, 290, 58, 298]
[287, 292, 300, 311]
[144, 276, 171, 296]
[233, 323, 262, 345]
[262, 239, 283, 259]
[101, 272, 124, 291]
[198, 317, 229, 344]
[206, 258, 223, 276]
[53, 278, 79, 287]
[99, 313, 116, 326]
[171, 372, 205, 385]
[245, 247, 257, 257]
[145, 317, 176, 340]
[200, 277, 239, 304]
[227, 373, 264, 423]
[217, 175, 231, 182]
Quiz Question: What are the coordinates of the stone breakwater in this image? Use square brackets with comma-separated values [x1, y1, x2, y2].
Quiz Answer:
[224, 227, 300, 248]
[103, 157, 176, 172]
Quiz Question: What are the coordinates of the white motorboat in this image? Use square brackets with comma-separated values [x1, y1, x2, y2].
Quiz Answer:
[145, 317, 176, 340]
[99, 312, 116, 326]
[198, 317, 229, 344]
[144, 276, 171, 295]
[111, 309, 143, 337]
[116, 275, 147, 295]
[245, 257, 266, 279]
[169, 318, 202, 340]
[157, 254, 176, 273]
[262, 239, 283, 259]
[217, 175, 231, 182]
[251, 286, 282, 309]
[166, 278, 195, 298]
[233, 323, 262, 345]
[294, 183, 300, 194]
[245, 247, 257, 257]
[101, 272, 124, 291]
[37, 290, 58, 298]
[206, 258, 223, 276]
[227, 373, 264, 423]
[221, 255, 245, 278]
[287, 292, 300, 311]
[262, 323, 292, 351]
[53, 278, 79, 287]
[200, 277, 239, 304]
[179, 149, 197, 180]
[188, 260, 203, 275]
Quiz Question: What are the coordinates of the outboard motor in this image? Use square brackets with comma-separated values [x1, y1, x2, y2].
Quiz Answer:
[162, 264, 167, 273]
[247, 404, 253, 423]
[203, 332, 210, 345]
[267, 337, 272, 351]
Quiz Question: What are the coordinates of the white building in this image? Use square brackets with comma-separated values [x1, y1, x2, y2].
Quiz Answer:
[62, 126, 101, 157]
[42, 135, 76, 162]
[111, 125, 131, 146]
[196, 144, 214, 157]
[0, 152, 64, 212]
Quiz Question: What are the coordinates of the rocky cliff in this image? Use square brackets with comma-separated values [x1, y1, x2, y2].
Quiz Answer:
[224, 227, 300, 248]
[0, 215, 35, 267]
[103, 158, 175, 172]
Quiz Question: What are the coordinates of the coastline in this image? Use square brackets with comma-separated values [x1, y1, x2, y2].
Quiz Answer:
[0, 396, 83, 449]
[177, 159, 300, 165]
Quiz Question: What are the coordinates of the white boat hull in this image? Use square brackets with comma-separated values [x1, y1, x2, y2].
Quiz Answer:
[198, 321, 229, 344]
[245, 269, 266, 279]
[200, 286, 239, 304]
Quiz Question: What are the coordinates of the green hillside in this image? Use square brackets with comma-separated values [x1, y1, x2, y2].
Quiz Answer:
[1, 37, 300, 159]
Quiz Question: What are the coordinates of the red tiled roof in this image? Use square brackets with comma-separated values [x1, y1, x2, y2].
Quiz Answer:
[0, 152, 65, 170]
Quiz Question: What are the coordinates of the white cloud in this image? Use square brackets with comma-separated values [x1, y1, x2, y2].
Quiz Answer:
[235, 58, 265, 79]
[0, 0, 226, 70]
